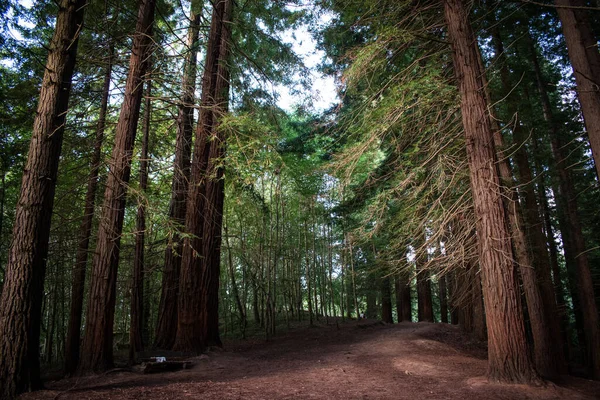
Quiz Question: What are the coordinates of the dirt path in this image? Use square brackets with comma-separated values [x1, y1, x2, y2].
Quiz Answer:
[22, 321, 600, 399]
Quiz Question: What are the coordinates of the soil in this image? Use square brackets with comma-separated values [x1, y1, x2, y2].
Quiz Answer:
[20, 320, 600, 399]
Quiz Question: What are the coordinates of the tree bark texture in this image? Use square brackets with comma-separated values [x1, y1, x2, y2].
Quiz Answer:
[395, 268, 412, 322]
[79, 0, 155, 372]
[64, 45, 113, 375]
[0, 0, 85, 396]
[470, 266, 486, 341]
[154, 0, 202, 350]
[530, 33, 600, 380]
[443, 0, 538, 383]
[381, 276, 393, 323]
[130, 78, 152, 363]
[481, 31, 562, 378]
[175, 0, 232, 352]
[555, 0, 600, 181]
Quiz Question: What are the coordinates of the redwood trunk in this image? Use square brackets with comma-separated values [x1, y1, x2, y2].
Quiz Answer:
[129, 78, 151, 363]
[439, 275, 448, 323]
[555, 0, 600, 180]
[443, 0, 538, 383]
[64, 45, 113, 375]
[484, 30, 563, 378]
[79, 0, 155, 372]
[471, 267, 486, 341]
[174, 0, 230, 352]
[381, 276, 393, 323]
[0, 0, 85, 396]
[154, 0, 201, 350]
[416, 237, 433, 322]
[530, 33, 600, 379]
[395, 269, 412, 322]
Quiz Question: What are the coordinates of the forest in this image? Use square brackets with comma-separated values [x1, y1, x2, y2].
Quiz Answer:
[0, 0, 600, 398]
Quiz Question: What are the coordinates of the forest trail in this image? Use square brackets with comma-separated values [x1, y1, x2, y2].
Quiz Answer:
[20, 320, 600, 400]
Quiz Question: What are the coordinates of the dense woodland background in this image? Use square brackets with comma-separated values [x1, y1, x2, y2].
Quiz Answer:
[0, 0, 600, 397]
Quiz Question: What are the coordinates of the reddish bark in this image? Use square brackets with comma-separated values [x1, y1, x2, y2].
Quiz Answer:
[64, 45, 113, 375]
[0, 0, 85, 396]
[530, 33, 600, 380]
[155, 0, 202, 350]
[129, 79, 152, 363]
[443, 0, 538, 383]
[439, 275, 448, 323]
[555, 0, 600, 181]
[395, 269, 412, 322]
[79, 0, 156, 372]
[381, 276, 393, 324]
[174, 0, 232, 352]
[484, 29, 564, 378]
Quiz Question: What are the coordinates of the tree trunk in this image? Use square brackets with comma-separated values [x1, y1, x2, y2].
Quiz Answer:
[79, 0, 155, 372]
[447, 271, 459, 325]
[530, 32, 600, 380]
[0, 0, 85, 396]
[225, 224, 246, 337]
[199, 0, 232, 347]
[483, 30, 563, 379]
[175, 0, 232, 352]
[471, 267, 486, 341]
[305, 219, 313, 325]
[555, 0, 600, 180]
[395, 268, 412, 322]
[443, 0, 538, 383]
[439, 275, 448, 323]
[64, 45, 113, 375]
[154, 0, 201, 350]
[416, 235, 433, 322]
[129, 78, 151, 363]
[381, 276, 393, 323]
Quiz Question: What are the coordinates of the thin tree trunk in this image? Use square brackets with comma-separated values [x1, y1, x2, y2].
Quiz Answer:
[381, 276, 393, 323]
[0, 0, 85, 395]
[416, 234, 433, 322]
[79, 0, 155, 372]
[439, 275, 448, 324]
[64, 45, 113, 374]
[304, 219, 313, 326]
[443, 0, 538, 383]
[0, 172, 5, 286]
[154, 0, 201, 350]
[225, 224, 246, 337]
[129, 78, 151, 363]
[471, 267, 486, 341]
[349, 237, 359, 319]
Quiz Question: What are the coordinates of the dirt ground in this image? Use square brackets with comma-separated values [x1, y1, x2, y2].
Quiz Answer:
[21, 320, 600, 399]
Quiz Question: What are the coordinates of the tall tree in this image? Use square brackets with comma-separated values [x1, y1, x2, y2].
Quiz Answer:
[199, 0, 233, 347]
[130, 77, 152, 363]
[481, 26, 563, 378]
[0, 0, 85, 396]
[174, 0, 231, 352]
[154, 0, 202, 350]
[64, 44, 114, 375]
[529, 31, 600, 380]
[443, 0, 539, 383]
[79, 0, 156, 372]
[555, 0, 600, 180]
